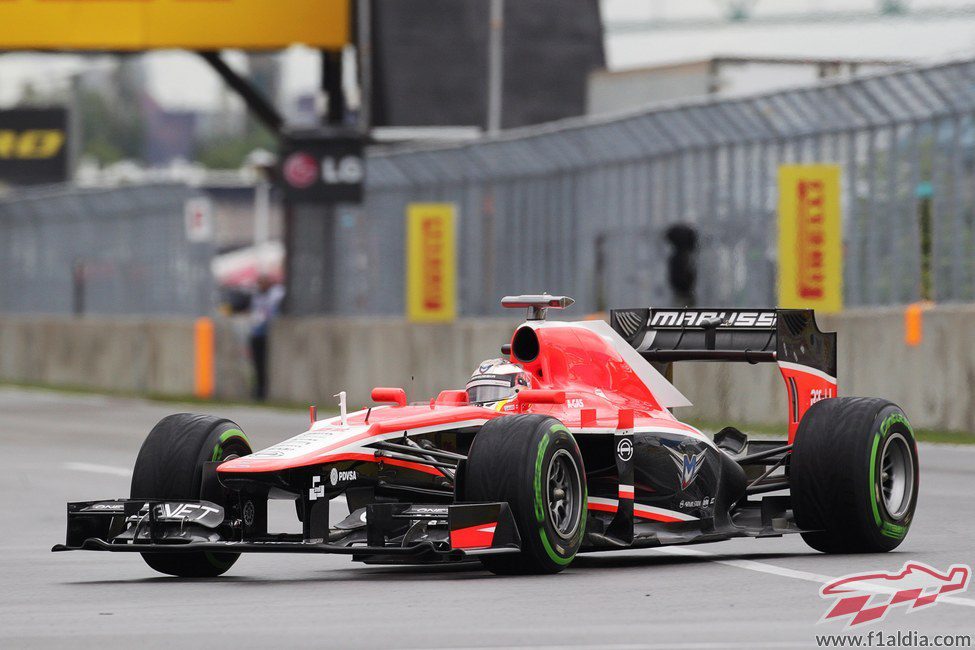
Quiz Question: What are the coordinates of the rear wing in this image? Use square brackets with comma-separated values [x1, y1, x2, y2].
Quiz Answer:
[610, 308, 837, 441]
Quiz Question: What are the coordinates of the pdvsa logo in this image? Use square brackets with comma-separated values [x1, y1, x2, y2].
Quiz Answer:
[331, 468, 357, 484]
[0, 129, 65, 159]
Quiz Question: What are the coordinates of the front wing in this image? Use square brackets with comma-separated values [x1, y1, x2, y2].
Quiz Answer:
[52, 499, 521, 564]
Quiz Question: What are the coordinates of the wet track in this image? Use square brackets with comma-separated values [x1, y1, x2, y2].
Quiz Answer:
[2, 387, 973, 649]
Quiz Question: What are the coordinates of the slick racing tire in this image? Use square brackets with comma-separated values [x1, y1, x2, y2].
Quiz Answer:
[130, 414, 252, 577]
[791, 398, 918, 554]
[465, 415, 586, 575]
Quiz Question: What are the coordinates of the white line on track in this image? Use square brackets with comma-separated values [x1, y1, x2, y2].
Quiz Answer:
[61, 462, 132, 478]
[651, 546, 975, 608]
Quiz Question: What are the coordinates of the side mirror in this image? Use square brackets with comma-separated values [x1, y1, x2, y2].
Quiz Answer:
[371, 387, 407, 407]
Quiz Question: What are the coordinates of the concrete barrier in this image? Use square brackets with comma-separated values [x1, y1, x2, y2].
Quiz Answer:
[1, 306, 971, 432]
[0, 315, 250, 399]
[0, 315, 514, 406]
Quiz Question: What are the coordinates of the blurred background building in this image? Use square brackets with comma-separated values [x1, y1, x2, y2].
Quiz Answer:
[369, 0, 603, 129]
[3, 0, 975, 317]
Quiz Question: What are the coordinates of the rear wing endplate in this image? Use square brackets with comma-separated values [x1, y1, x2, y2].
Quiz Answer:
[610, 308, 837, 441]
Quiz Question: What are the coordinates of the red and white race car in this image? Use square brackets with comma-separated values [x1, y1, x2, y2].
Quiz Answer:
[54, 295, 919, 576]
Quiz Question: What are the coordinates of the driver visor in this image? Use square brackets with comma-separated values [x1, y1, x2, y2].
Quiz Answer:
[466, 378, 515, 404]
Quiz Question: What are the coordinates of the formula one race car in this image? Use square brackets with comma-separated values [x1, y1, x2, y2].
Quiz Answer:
[54, 295, 920, 576]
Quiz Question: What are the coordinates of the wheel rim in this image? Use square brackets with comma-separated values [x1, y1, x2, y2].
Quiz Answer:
[879, 432, 914, 519]
[547, 449, 582, 539]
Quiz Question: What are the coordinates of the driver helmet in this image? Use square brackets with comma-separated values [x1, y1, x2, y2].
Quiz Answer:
[466, 358, 532, 405]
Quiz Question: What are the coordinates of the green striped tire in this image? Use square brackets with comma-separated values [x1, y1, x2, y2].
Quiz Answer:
[465, 415, 587, 575]
[131, 413, 251, 577]
[791, 397, 918, 553]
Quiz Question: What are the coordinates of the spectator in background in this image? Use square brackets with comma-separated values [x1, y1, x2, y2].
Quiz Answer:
[250, 274, 285, 400]
[665, 224, 698, 307]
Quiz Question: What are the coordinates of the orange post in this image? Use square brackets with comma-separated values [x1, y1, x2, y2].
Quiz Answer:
[194, 317, 215, 399]
[904, 302, 931, 347]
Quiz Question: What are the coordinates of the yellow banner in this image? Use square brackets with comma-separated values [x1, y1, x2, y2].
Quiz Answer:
[0, 0, 349, 50]
[778, 164, 843, 313]
[406, 203, 457, 323]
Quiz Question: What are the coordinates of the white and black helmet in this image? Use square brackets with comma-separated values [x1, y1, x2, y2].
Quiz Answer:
[465, 358, 532, 405]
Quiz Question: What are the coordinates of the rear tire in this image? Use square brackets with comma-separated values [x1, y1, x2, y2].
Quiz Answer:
[465, 415, 586, 575]
[791, 397, 918, 554]
[130, 413, 251, 577]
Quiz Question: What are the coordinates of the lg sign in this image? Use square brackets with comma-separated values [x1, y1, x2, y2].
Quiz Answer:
[324, 155, 364, 185]
[282, 152, 318, 189]
[282, 152, 363, 189]
[280, 132, 364, 204]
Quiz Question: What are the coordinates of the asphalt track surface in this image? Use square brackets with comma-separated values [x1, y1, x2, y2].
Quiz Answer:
[2, 387, 974, 649]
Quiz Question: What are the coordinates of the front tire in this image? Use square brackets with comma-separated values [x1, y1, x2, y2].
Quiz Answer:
[791, 397, 919, 553]
[465, 415, 586, 575]
[130, 413, 251, 577]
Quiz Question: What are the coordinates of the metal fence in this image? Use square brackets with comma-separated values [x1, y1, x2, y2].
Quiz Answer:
[0, 183, 214, 316]
[297, 57, 975, 316]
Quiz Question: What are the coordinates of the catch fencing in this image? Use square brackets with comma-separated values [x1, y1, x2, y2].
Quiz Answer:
[304, 58, 975, 316]
[0, 183, 213, 316]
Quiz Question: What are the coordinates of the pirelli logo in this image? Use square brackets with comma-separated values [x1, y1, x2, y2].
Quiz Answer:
[406, 203, 457, 322]
[777, 164, 842, 313]
[0, 129, 65, 159]
[796, 179, 826, 299]
[649, 310, 777, 329]
[420, 216, 447, 311]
